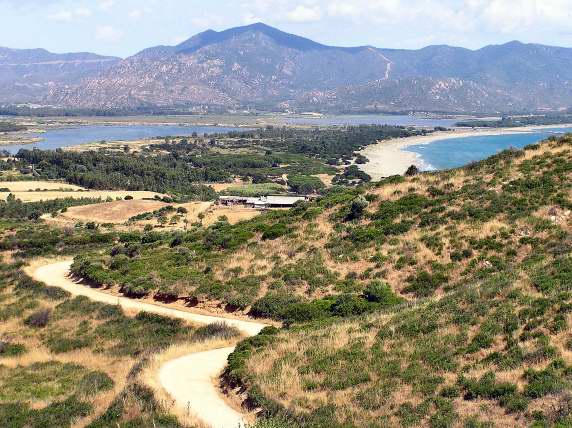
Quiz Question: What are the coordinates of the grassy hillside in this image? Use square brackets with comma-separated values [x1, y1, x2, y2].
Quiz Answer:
[0, 225, 240, 427]
[219, 135, 572, 427]
[73, 136, 570, 324]
[1, 131, 570, 427]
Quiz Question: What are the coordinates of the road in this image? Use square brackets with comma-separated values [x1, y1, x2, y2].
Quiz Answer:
[30, 260, 268, 428]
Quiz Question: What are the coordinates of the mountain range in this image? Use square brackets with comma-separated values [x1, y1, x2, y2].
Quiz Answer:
[3, 23, 572, 113]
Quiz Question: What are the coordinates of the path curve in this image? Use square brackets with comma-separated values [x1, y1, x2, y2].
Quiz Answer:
[30, 260, 268, 428]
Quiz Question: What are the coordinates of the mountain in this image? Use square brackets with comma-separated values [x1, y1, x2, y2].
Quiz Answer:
[9, 24, 572, 112]
[0, 47, 120, 104]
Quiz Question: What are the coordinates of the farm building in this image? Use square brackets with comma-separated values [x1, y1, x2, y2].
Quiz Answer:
[219, 195, 307, 209]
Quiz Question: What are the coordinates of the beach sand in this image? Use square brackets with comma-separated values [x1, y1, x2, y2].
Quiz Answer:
[358, 125, 572, 180]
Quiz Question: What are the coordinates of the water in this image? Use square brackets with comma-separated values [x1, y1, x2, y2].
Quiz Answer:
[281, 114, 458, 128]
[406, 127, 570, 171]
[2, 124, 246, 154]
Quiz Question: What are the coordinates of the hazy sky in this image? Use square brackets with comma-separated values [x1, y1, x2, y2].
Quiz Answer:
[1, 0, 572, 57]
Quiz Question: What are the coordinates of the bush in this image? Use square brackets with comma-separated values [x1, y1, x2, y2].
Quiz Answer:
[0, 340, 26, 357]
[331, 294, 372, 317]
[250, 293, 301, 319]
[363, 281, 403, 306]
[193, 322, 240, 341]
[77, 371, 114, 396]
[262, 223, 289, 240]
[24, 309, 50, 328]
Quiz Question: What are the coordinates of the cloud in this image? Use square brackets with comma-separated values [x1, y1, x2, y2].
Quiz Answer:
[128, 7, 152, 20]
[99, 0, 115, 12]
[95, 24, 123, 42]
[327, 2, 360, 17]
[287, 5, 322, 22]
[47, 7, 92, 22]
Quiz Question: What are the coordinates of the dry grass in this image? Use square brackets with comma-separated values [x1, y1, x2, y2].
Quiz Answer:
[0, 180, 84, 191]
[0, 190, 161, 202]
[60, 199, 168, 224]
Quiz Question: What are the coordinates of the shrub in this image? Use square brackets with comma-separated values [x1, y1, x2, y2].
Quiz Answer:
[77, 371, 114, 396]
[24, 309, 50, 328]
[524, 364, 566, 398]
[0, 340, 26, 357]
[331, 294, 372, 317]
[193, 322, 240, 341]
[250, 292, 301, 319]
[404, 270, 449, 297]
[363, 281, 403, 306]
[262, 223, 289, 240]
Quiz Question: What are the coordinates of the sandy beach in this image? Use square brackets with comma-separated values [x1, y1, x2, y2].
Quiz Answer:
[358, 124, 572, 180]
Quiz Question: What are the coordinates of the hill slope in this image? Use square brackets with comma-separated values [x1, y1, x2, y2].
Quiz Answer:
[218, 135, 571, 427]
[0, 47, 120, 103]
[45, 24, 572, 112]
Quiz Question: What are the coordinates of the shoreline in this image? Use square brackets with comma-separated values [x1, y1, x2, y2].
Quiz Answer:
[358, 124, 572, 180]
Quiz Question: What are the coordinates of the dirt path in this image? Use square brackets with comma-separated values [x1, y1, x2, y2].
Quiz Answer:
[29, 259, 268, 427]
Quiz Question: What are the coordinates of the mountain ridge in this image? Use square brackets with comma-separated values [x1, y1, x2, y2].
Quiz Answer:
[4, 23, 572, 112]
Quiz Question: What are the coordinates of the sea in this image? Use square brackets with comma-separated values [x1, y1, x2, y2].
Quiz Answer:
[405, 127, 570, 171]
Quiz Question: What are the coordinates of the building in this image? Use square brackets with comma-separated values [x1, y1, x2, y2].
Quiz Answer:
[219, 195, 307, 209]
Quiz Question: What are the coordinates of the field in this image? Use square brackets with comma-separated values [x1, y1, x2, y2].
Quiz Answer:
[58, 200, 169, 224]
[45, 198, 263, 230]
[0, 190, 160, 203]
[0, 181, 84, 192]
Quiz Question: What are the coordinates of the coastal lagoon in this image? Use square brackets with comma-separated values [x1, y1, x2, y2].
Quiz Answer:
[2, 124, 246, 154]
[406, 127, 569, 170]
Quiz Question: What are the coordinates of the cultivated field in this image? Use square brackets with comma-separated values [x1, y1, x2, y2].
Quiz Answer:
[60, 200, 169, 224]
[0, 180, 84, 191]
[46, 198, 262, 229]
[0, 190, 160, 202]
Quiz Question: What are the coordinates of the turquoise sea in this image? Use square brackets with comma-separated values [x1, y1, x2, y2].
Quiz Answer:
[406, 127, 570, 171]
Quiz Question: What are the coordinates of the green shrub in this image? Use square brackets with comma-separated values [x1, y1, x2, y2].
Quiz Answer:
[363, 281, 403, 306]
[250, 293, 301, 319]
[24, 309, 51, 328]
[193, 322, 240, 341]
[0, 341, 26, 357]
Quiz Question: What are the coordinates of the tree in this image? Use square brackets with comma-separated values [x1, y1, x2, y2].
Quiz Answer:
[346, 195, 369, 221]
[157, 216, 168, 227]
[405, 165, 420, 176]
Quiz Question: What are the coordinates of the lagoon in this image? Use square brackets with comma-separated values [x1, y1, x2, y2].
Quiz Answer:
[2, 124, 246, 154]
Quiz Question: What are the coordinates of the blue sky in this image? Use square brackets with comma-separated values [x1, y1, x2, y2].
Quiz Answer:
[1, 0, 572, 57]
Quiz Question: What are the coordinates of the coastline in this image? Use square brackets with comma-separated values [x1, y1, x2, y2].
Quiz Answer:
[358, 124, 572, 180]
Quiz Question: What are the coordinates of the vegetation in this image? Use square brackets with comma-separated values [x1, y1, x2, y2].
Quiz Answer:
[1, 125, 570, 427]
[221, 183, 286, 197]
[456, 114, 572, 128]
[218, 134, 572, 427]
[0, 122, 27, 133]
[0, 194, 104, 220]
[11, 125, 424, 201]
[0, 250, 238, 426]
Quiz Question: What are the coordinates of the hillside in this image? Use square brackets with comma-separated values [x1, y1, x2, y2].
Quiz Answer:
[42, 24, 572, 113]
[219, 135, 572, 427]
[0, 128, 570, 427]
[36, 131, 572, 427]
[0, 47, 120, 103]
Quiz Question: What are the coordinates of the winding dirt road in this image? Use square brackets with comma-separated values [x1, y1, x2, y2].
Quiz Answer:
[29, 260, 268, 428]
